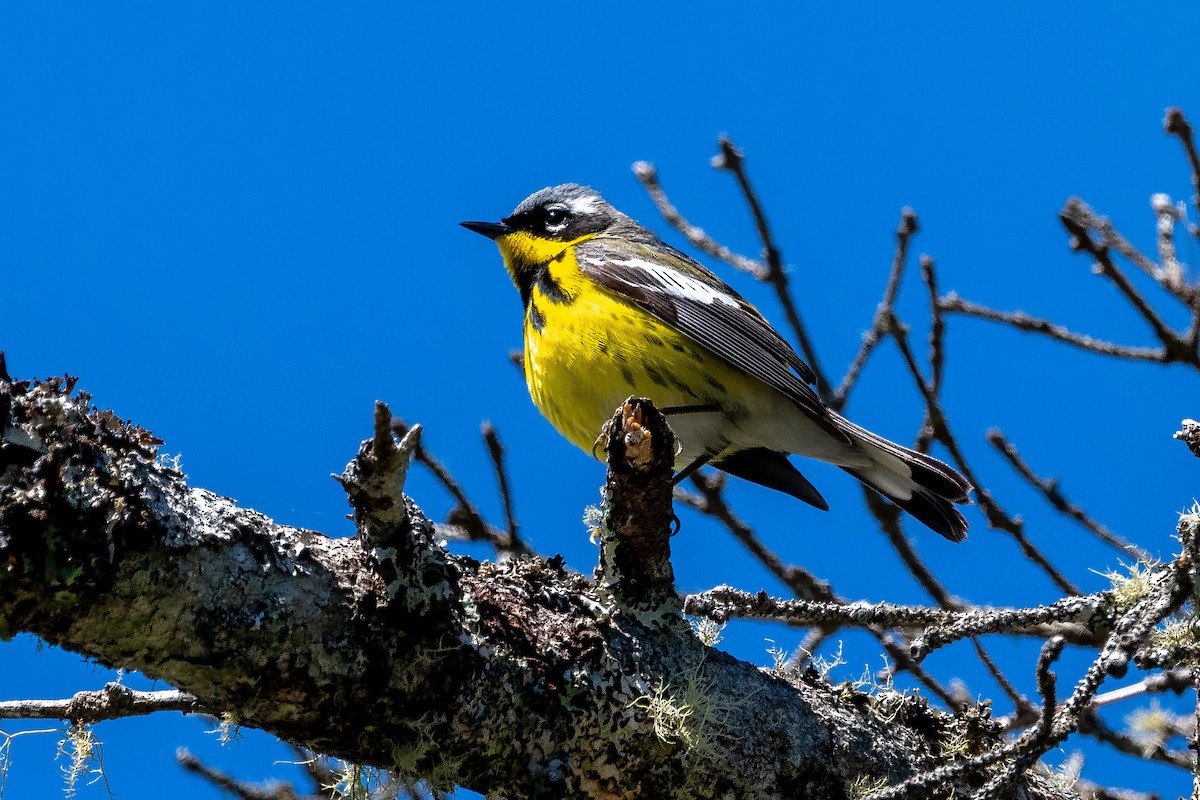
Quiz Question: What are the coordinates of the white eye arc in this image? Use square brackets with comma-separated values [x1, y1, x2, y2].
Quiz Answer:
[543, 206, 569, 232]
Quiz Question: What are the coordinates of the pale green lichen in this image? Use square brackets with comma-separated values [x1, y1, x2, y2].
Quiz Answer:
[1094, 558, 1158, 611]
[630, 676, 696, 748]
[57, 724, 108, 799]
[624, 652, 743, 800]
[690, 617, 723, 647]
[937, 729, 976, 763]
[206, 711, 243, 746]
[388, 715, 466, 793]
[1043, 751, 1083, 794]
[813, 642, 847, 680]
[155, 452, 184, 473]
[583, 503, 606, 544]
[1148, 615, 1198, 651]
[318, 759, 425, 800]
[847, 774, 888, 799]
[1125, 699, 1186, 757]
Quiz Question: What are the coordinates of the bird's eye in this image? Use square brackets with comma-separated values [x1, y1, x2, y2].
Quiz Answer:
[543, 207, 569, 231]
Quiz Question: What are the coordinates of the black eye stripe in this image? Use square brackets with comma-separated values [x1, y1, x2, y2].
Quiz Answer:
[506, 195, 612, 240]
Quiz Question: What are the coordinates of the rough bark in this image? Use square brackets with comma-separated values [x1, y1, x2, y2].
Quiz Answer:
[0, 375, 1074, 799]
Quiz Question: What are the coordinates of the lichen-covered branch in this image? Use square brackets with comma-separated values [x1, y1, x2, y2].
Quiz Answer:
[0, 376, 1077, 799]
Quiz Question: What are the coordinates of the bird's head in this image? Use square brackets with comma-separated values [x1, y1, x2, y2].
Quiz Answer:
[461, 183, 622, 276]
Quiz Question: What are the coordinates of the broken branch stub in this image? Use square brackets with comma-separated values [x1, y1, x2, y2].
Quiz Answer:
[596, 398, 678, 613]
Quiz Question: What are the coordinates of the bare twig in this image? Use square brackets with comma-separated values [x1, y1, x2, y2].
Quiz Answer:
[682, 585, 957, 628]
[987, 430, 1152, 563]
[1089, 668, 1192, 710]
[862, 488, 961, 609]
[1151, 193, 1186, 290]
[938, 293, 1165, 362]
[1061, 199, 1198, 365]
[678, 472, 962, 708]
[970, 638, 1037, 731]
[481, 421, 524, 553]
[391, 419, 528, 555]
[0, 684, 199, 724]
[677, 473, 833, 601]
[910, 594, 1104, 659]
[176, 749, 298, 800]
[1035, 636, 1067, 737]
[712, 136, 831, 393]
[1165, 107, 1200, 227]
[832, 209, 920, 410]
[883, 310, 1082, 596]
[913, 256, 948, 453]
[921, 255, 948, 400]
[631, 161, 766, 278]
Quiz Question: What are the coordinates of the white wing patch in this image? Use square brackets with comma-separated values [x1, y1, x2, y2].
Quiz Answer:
[608, 257, 740, 307]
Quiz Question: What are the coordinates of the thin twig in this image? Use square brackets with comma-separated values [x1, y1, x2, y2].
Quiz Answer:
[883, 311, 1082, 596]
[1089, 668, 1192, 709]
[938, 293, 1165, 362]
[863, 488, 961, 609]
[1061, 199, 1197, 364]
[1151, 193, 1185, 291]
[1036, 636, 1067, 738]
[1165, 107, 1200, 228]
[712, 136, 831, 393]
[632, 161, 767, 278]
[392, 419, 528, 555]
[987, 429, 1152, 563]
[921, 255, 947, 400]
[177, 749, 297, 800]
[680, 471, 963, 709]
[481, 421, 525, 554]
[682, 585, 958, 628]
[914, 256, 947, 452]
[970, 637, 1036, 729]
[832, 209, 920, 410]
[910, 593, 1104, 659]
[677, 473, 833, 601]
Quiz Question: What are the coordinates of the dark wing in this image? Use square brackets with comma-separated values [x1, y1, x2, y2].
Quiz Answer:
[575, 236, 845, 440]
[714, 448, 829, 510]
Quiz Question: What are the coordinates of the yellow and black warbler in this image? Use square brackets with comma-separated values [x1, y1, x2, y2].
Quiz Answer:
[462, 184, 972, 540]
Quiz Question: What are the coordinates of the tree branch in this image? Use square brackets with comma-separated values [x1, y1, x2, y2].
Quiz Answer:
[0, 376, 1076, 799]
[0, 685, 199, 724]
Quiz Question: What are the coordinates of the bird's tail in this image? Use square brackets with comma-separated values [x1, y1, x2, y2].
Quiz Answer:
[833, 414, 972, 542]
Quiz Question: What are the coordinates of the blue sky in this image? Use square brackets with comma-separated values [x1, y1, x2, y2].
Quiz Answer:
[3, 4, 1200, 798]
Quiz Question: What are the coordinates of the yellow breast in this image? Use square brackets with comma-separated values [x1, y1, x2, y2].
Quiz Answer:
[517, 245, 744, 459]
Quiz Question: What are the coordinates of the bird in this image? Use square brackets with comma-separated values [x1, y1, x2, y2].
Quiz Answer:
[461, 183, 972, 540]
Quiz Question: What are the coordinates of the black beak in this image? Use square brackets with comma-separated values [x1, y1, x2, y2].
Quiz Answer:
[460, 220, 514, 240]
